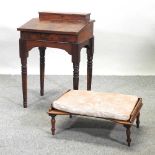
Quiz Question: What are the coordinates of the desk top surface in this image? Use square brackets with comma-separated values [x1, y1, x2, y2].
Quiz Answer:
[17, 12, 94, 35]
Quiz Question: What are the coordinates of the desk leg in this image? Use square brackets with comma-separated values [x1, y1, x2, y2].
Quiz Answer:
[21, 58, 27, 108]
[73, 62, 79, 90]
[20, 39, 28, 108]
[72, 44, 80, 90]
[39, 47, 46, 96]
[87, 37, 94, 90]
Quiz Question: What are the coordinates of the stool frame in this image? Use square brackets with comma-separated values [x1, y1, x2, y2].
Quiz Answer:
[48, 90, 143, 147]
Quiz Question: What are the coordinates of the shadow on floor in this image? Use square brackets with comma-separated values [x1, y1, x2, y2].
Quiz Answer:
[51, 116, 134, 147]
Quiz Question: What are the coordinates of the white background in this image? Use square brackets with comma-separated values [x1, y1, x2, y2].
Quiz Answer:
[0, 0, 155, 75]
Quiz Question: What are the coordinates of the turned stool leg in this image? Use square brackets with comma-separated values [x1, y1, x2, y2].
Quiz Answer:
[124, 125, 131, 147]
[136, 113, 140, 128]
[51, 115, 56, 135]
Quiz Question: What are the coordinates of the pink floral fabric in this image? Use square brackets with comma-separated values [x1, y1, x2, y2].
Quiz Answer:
[53, 90, 138, 121]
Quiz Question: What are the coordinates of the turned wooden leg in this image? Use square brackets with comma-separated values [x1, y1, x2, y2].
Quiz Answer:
[124, 125, 131, 147]
[87, 37, 94, 90]
[72, 43, 80, 90]
[21, 58, 27, 108]
[19, 39, 28, 108]
[136, 113, 140, 128]
[39, 47, 46, 96]
[51, 115, 56, 135]
[73, 62, 79, 90]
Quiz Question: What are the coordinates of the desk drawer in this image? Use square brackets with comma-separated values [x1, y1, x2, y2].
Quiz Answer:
[21, 32, 77, 43]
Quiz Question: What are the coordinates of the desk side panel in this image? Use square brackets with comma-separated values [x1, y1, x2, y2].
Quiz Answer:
[78, 22, 94, 43]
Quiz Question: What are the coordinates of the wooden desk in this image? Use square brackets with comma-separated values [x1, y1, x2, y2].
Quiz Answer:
[17, 12, 95, 108]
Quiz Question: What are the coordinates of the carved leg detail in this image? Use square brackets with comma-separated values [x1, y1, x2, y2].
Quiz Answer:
[51, 115, 56, 135]
[73, 63, 79, 90]
[72, 43, 80, 90]
[87, 37, 94, 90]
[136, 113, 140, 128]
[21, 58, 27, 108]
[39, 47, 46, 96]
[124, 125, 131, 147]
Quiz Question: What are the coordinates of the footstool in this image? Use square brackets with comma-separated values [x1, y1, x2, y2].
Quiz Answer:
[48, 90, 143, 146]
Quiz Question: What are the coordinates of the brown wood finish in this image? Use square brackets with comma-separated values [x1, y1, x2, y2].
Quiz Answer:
[17, 12, 95, 108]
[39, 12, 91, 22]
[48, 92, 143, 146]
[39, 47, 46, 96]
[124, 125, 131, 147]
[136, 113, 140, 128]
[51, 115, 56, 135]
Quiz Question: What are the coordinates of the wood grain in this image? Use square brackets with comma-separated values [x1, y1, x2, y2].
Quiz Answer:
[17, 18, 94, 35]
[39, 12, 90, 22]
[18, 12, 94, 107]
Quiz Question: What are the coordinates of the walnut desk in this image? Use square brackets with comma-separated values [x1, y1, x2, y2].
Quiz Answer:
[17, 12, 95, 108]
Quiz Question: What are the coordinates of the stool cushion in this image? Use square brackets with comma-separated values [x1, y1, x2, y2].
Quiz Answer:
[52, 90, 138, 121]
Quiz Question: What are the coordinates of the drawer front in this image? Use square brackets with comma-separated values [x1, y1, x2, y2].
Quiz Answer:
[21, 32, 77, 43]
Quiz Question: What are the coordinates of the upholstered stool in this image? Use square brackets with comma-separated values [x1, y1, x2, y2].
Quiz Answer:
[48, 90, 143, 146]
